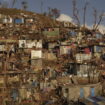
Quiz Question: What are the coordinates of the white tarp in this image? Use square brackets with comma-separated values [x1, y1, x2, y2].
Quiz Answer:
[3, 18, 8, 23]
[19, 40, 42, 48]
[9, 18, 13, 23]
[26, 41, 36, 48]
[0, 45, 6, 51]
[36, 40, 42, 48]
[77, 65, 90, 77]
[31, 50, 42, 59]
[76, 54, 92, 62]
[56, 14, 72, 22]
[19, 40, 26, 48]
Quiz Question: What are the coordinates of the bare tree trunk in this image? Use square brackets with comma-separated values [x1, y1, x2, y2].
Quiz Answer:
[83, 2, 89, 28]
[12, 0, 17, 8]
[72, 0, 80, 26]
[94, 13, 104, 30]
[40, 0, 43, 13]
[93, 8, 97, 29]
[87, 64, 91, 83]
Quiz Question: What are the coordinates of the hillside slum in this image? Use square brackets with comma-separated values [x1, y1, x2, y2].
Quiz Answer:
[0, 8, 105, 105]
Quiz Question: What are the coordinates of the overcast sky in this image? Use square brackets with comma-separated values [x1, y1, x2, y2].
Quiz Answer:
[0, 0, 105, 25]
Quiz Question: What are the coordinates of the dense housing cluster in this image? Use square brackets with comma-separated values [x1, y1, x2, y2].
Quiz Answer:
[0, 8, 105, 105]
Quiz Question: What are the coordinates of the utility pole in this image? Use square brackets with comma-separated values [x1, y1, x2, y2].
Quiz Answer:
[72, 0, 80, 26]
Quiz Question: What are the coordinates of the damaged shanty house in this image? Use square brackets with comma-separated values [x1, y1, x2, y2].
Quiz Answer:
[18, 39, 43, 71]
[57, 29, 105, 101]
[0, 14, 13, 24]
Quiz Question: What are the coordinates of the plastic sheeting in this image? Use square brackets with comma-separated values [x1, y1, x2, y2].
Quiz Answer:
[76, 54, 92, 63]
[31, 50, 42, 59]
[19, 40, 26, 48]
[0, 45, 6, 51]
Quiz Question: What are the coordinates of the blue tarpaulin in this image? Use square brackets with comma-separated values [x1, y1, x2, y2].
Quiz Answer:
[69, 31, 77, 36]
[90, 88, 95, 97]
[14, 18, 24, 24]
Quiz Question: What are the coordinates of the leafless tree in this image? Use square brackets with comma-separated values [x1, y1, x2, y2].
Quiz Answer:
[94, 12, 105, 30]
[47, 7, 60, 19]
[0, 2, 2, 8]
[40, 0, 43, 13]
[93, 8, 98, 29]
[51, 8, 60, 19]
[12, 0, 17, 8]
[83, 2, 89, 28]
[72, 0, 80, 26]
[1, 1, 9, 8]
[21, 1, 28, 10]
[48, 7, 51, 14]
[48, 7, 52, 17]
